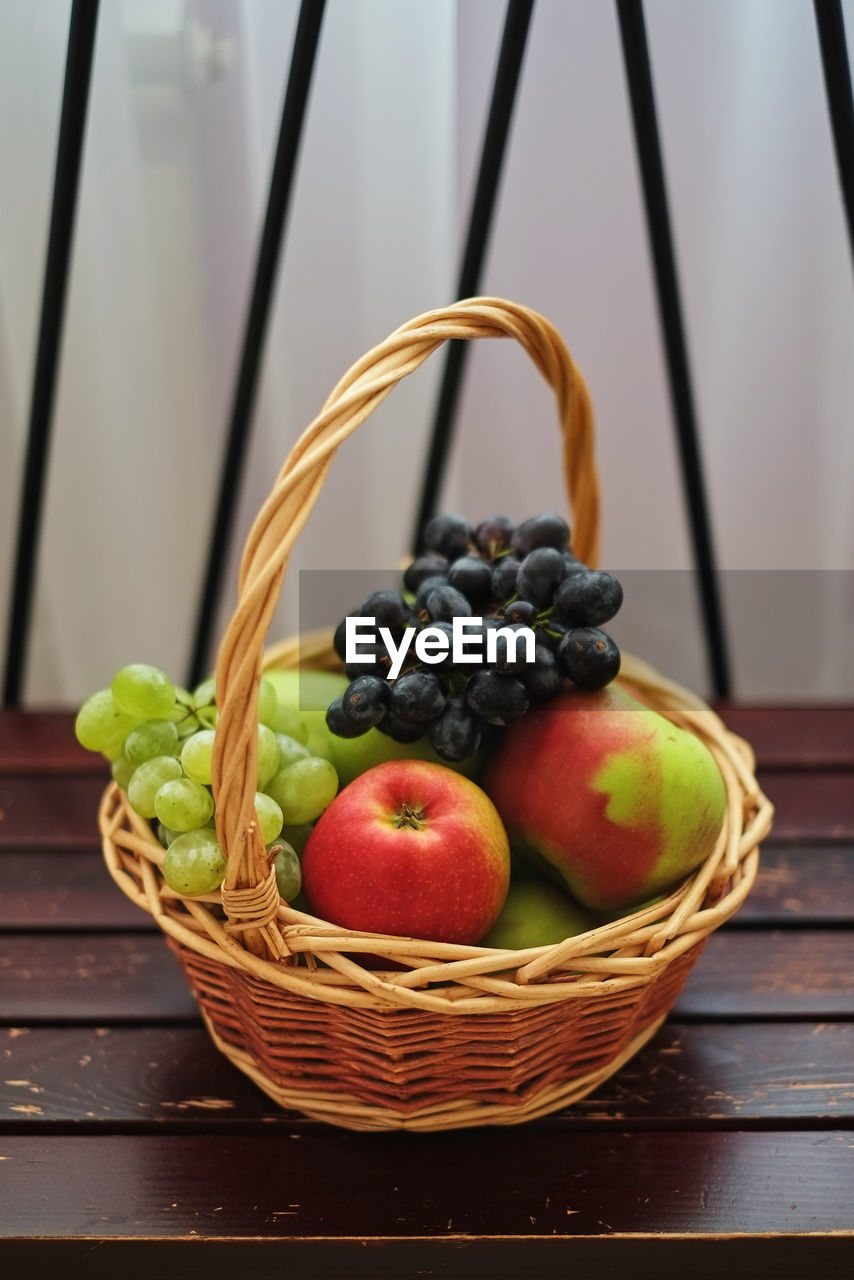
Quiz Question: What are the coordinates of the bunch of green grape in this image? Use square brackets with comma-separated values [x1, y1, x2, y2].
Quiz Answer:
[75, 662, 338, 900]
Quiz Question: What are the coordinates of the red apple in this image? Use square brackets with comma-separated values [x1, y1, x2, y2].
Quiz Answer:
[301, 759, 510, 944]
[483, 683, 727, 911]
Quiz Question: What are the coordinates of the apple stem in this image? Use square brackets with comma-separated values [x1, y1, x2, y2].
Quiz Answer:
[394, 803, 426, 831]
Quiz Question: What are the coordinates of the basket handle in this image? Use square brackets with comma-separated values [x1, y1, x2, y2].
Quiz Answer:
[211, 297, 600, 958]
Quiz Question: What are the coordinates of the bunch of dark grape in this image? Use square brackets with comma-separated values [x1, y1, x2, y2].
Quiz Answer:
[326, 513, 623, 763]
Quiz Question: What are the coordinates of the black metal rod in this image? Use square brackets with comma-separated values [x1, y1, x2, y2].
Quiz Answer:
[616, 0, 732, 698]
[187, 0, 326, 686]
[814, 0, 854, 271]
[3, 0, 100, 707]
[411, 0, 535, 551]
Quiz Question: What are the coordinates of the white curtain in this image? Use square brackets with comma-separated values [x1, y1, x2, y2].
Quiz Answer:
[1, 0, 852, 705]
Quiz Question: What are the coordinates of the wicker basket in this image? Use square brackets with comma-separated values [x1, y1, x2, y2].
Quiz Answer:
[99, 297, 773, 1132]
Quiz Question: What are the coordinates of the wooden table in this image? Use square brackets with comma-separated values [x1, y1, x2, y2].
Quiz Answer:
[2, 706, 854, 1277]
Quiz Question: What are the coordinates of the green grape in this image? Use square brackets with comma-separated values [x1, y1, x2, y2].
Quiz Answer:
[124, 719, 179, 766]
[267, 703, 309, 744]
[266, 757, 338, 825]
[112, 664, 176, 720]
[305, 726, 333, 762]
[75, 689, 140, 758]
[110, 753, 135, 790]
[257, 677, 278, 726]
[255, 791, 284, 844]
[181, 729, 216, 784]
[273, 841, 302, 901]
[163, 828, 226, 896]
[157, 821, 182, 848]
[193, 676, 216, 708]
[275, 733, 310, 770]
[281, 822, 314, 856]
[257, 724, 280, 790]
[166, 687, 195, 725]
[127, 756, 183, 818]
[154, 777, 214, 832]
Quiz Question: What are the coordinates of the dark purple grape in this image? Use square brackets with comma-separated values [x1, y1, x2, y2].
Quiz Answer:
[449, 616, 502, 668]
[503, 599, 537, 627]
[340, 675, 391, 729]
[465, 670, 529, 726]
[345, 638, 391, 681]
[523, 644, 562, 700]
[429, 698, 482, 761]
[491, 625, 536, 675]
[403, 553, 449, 594]
[414, 574, 451, 612]
[537, 618, 571, 653]
[390, 670, 447, 724]
[553, 570, 623, 627]
[424, 584, 472, 623]
[516, 546, 566, 608]
[423, 514, 473, 560]
[375, 711, 425, 743]
[448, 555, 493, 607]
[416, 620, 455, 668]
[474, 515, 516, 560]
[557, 627, 621, 689]
[359, 590, 412, 636]
[562, 551, 587, 578]
[491, 555, 520, 602]
[326, 697, 368, 738]
[333, 617, 349, 662]
[511, 514, 570, 557]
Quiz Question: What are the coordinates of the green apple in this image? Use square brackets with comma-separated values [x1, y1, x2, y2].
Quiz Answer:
[481, 880, 593, 949]
[263, 668, 347, 761]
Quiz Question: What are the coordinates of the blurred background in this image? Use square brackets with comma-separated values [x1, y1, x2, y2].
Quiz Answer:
[1, 0, 853, 706]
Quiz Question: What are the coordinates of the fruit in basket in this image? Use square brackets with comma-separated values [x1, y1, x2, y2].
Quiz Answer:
[483, 684, 727, 911]
[163, 829, 227, 896]
[480, 880, 593, 949]
[301, 760, 511, 944]
[266, 756, 339, 825]
[263, 668, 349, 760]
[324, 512, 625, 764]
[75, 661, 344, 897]
[75, 688, 142, 759]
[266, 664, 481, 786]
[112, 663, 177, 720]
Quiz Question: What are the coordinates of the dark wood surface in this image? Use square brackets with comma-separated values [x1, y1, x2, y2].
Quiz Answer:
[2, 706, 854, 1278]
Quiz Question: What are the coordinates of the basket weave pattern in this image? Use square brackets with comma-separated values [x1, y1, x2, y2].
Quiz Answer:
[99, 298, 773, 1131]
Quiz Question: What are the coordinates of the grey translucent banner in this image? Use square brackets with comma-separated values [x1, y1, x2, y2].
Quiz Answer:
[293, 569, 854, 702]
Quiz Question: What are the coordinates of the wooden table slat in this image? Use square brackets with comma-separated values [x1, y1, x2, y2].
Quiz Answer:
[0, 711, 98, 774]
[4, 1021, 854, 1130]
[1, 1237, 852, 1280]
[1, 1131, 853, 1240]
[716, 704, 854, 768]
